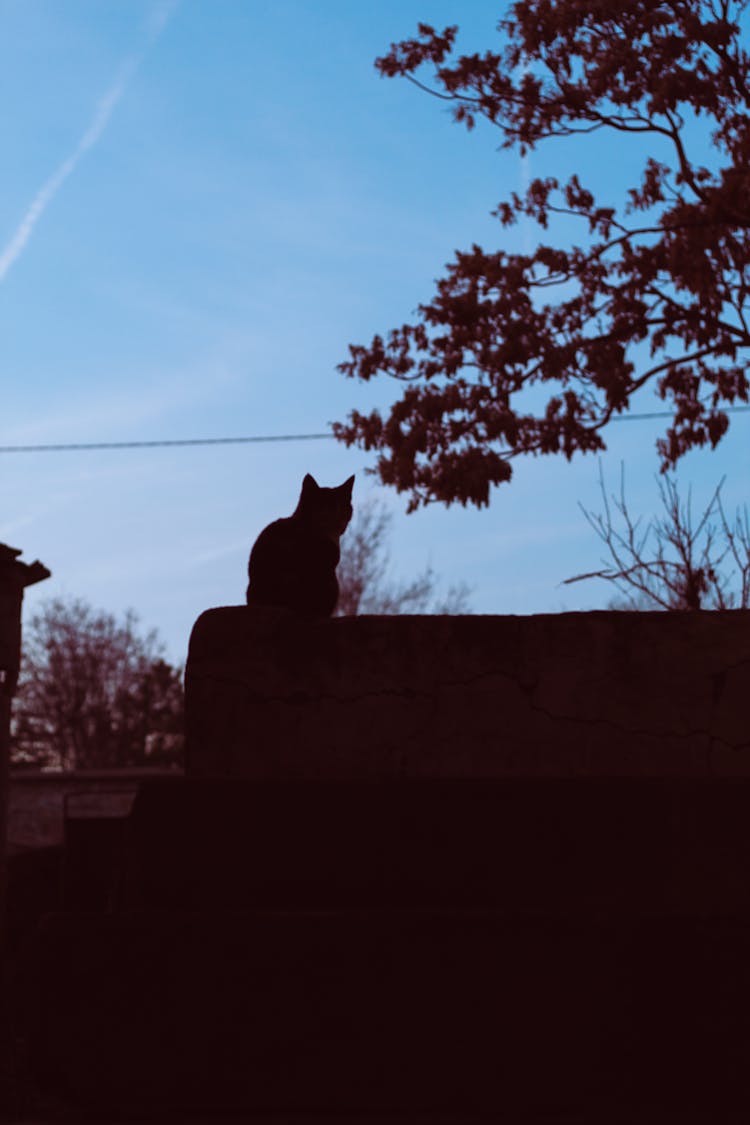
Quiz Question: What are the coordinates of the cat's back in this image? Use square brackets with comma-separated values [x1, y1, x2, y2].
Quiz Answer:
[246, 515, 339, 615]
[249, 515, 338, 567]
[249, 514, 299, 562]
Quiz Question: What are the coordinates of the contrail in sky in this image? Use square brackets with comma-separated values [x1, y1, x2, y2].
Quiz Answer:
[518, 56, 532, 254]
[0, 0, 178, 283]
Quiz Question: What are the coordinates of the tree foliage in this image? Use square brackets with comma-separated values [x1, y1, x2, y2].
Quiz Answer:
[11, 597, 184, 770]
[336, 498, 472, 614]
[334, 1, 750, 509]
[565, 465, 750, 609]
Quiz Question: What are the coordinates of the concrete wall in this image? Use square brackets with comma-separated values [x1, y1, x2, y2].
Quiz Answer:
[185, 607, 750, 779]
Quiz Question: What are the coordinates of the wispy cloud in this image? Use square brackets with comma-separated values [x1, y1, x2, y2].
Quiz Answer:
[0, 0, 179, 283]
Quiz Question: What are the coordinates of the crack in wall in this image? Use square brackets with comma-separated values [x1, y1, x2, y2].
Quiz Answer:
[188, 655, 750, 755]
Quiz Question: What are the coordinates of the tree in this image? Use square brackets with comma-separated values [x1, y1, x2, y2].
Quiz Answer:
[336, 498, 472, 614]
[334, 2, 750, 510]
[11, 597, 184, 770]
[564, 464, 750, 609]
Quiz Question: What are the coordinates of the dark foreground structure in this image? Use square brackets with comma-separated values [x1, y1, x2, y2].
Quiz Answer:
[8, 608, 750, 1121]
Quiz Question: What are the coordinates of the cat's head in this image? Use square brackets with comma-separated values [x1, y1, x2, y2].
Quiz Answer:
[296, 473, 354, 537]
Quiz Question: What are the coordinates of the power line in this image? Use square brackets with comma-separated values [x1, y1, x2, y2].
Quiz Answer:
[0, 406, 748, 454]
[610, 405, 750, 423]
[0, 432, 333, 453]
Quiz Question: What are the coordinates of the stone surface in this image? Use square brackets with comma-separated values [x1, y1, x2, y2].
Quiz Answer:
[185, 607, 750, 778]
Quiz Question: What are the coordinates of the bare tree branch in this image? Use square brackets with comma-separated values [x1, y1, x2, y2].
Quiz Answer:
[336, 498, 472, 615]
[564, 464, 749, 609]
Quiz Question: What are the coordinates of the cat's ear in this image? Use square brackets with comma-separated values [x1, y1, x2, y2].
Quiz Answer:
[341, 474, 355, 498]
[301, 473, 319, 495]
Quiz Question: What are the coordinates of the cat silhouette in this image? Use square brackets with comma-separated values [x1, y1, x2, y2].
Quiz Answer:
[246, 473, 355, 617]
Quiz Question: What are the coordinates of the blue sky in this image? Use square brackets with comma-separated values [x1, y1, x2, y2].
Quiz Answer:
[0, 0, 747, 663]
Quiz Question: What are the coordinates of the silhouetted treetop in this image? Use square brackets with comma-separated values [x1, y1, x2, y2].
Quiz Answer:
[334, 1, 750, 509]
[12, 597, 184, 770]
